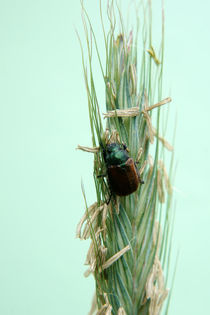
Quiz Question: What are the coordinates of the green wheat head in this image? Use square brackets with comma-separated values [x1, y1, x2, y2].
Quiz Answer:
[76, 1, 175, 314]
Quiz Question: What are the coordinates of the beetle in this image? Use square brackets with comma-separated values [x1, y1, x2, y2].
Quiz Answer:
[101, 142, 144, 197]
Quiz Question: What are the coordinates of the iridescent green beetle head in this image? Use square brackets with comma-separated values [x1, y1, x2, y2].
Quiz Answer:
[104, 143, 129, 166]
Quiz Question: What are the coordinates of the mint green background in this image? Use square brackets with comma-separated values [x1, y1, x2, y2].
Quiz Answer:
[0, 1, 209, 314]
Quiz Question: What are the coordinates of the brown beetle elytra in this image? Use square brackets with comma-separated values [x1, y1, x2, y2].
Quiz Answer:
[107, 157, 140, 196]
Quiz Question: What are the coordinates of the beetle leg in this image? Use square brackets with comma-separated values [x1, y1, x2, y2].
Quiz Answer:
[97, 174, 113, 204]
[122, 143, 127, 150]
[97, 174, 106, 178]
[134, 161, 144, 185]
[104, 179, 113, 204]
[122, 143, 130, 152]
[106, 192, 112, 205]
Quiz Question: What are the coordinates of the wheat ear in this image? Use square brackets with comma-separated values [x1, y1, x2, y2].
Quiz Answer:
[76, 1, 175, 314]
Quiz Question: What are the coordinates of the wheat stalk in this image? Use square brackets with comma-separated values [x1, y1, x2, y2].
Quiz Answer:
[76, 1, 175, 314]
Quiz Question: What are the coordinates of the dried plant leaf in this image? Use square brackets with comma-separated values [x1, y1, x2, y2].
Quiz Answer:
[77, 145, 100, 153]
[145, 97, 172, 112]
[101, 245, 131, 270]
[117, 307, 127, 315]
[103, 107, 140, 118]
[147, 46, 161, 65]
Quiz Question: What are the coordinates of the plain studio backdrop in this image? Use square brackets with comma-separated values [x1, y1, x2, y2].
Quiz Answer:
[0, 1, 209, 314]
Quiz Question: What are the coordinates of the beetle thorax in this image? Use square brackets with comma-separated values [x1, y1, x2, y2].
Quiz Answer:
[105, 143, 129, 166]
